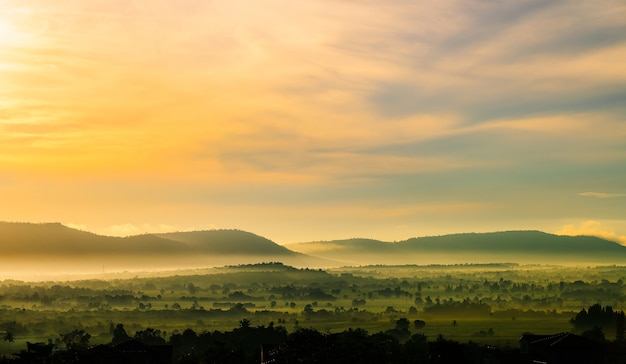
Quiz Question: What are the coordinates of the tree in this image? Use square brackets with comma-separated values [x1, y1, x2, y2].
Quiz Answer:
[3, 331, 14, 353]
[617, 311, 625, 342]
[352, 298, 366, 307]
[187, 283, 197, 295]
[581, 326, 606, 343]
[134, 328, 166, 345]
[303, 304, 314, 316]
[170, 328, 198, 359]
[395, 318, 410, 330]
[111, 324, 130, 345]
[571, 304, 624, 334]
[60, 329, 91, 351]
[414, 320, 426, 329]
[386, 318, 411, 342]
[239, 318, 251, 329]
[404, 334, 428, 363]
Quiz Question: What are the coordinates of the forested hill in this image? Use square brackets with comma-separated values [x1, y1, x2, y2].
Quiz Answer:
[400, 231, 624, 253]
[2, 223, 626, 278]
[0, 223, 330, 277]
[157, 230, 296, 256]
[288, 231, 626, 265]
[0, 222, 302, 258]
[0, 222, 188, 255]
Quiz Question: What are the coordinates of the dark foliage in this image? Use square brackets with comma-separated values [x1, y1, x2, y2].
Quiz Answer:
[570, 303, 625, 339]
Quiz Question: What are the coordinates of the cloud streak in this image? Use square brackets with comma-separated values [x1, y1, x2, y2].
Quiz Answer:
[580, 192, 626, 199]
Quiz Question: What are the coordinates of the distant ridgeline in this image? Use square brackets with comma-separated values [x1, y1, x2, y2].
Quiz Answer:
[0, 222, 330, 276]
[1, 223, 625, 277]
[287, 230, 626, 266]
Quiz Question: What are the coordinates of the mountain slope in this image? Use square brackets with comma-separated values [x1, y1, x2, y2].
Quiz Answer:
[288, 231, 626, 265]
[3, 223, 626, 279]
[0, 222, 189, 255]
[399, 231, 624, 253]
[0, 222, 335, 278]
[155, 229, 335, 267]
[157, 229, 297, 255]
[0, 223, 301, 257]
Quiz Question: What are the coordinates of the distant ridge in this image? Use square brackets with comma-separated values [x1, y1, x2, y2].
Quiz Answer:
[400, 231, 625, 253]
[0, 222, 333, 277]
[2, 223, 626, 278]
[0, 222, 188, 255]
[157, 229, 296, 255]
[0, 223, 298, 257]
[287, 231, 626, 265]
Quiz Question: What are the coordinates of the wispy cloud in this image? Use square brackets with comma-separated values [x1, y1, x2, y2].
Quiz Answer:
[1, 0, 625, 243]
[579, 192, 626, 199]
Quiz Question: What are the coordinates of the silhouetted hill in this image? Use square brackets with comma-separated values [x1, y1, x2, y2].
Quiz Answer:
[157, 230, 296, 256]
[155, 229, 334, 267]
[3, 223, 626, 279]
[288, 231, 626, 265]
[0, 222, 188, 255]
[399, 231, 625, 254]
[0, 222, 334, 278]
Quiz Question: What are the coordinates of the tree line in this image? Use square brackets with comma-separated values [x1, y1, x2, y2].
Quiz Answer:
[3, 303, 626, 363]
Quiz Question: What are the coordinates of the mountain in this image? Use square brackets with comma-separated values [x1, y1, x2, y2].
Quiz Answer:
[0, 222, 300, 257]
[155, 229, 332, 267]
[0, 222, 332, 278]
[287, 231, 626, 265]
[2, 223, 626, 280]
[0, 222, 195, 254]
[156, 230, 296, 256]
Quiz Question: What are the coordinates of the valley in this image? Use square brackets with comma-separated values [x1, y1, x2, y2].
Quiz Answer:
[2, 223, 626, 362]
[1, 263, 624, 348]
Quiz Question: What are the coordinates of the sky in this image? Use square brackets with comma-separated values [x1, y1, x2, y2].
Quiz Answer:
[1, 0, 625, 245]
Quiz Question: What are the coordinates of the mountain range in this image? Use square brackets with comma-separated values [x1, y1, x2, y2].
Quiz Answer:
[0, 222, 321, 277]
[1, 222, 626, 279]
[286, 231, 626, 266]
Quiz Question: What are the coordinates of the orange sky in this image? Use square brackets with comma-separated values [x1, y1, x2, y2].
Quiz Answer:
[1, 1, 625, 244]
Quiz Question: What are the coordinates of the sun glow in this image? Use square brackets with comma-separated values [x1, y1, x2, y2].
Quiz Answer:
[0, 18, 22, 72]
[0, 6, 35, 47]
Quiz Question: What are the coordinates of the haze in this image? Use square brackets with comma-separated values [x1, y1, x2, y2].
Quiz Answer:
[1, 1, 625, 245]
